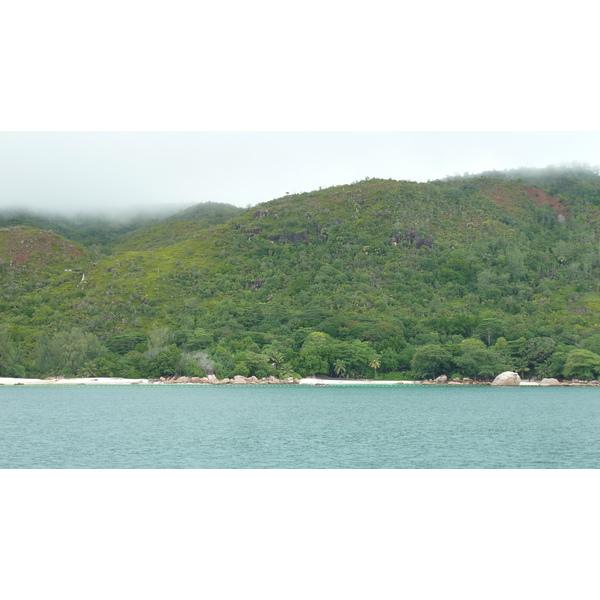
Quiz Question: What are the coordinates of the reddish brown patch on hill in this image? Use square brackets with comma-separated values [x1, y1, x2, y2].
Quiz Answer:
[522, 186, 569, 217]
[1, 227, 82, 269]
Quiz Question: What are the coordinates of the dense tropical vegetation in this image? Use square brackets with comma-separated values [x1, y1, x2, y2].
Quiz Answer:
[2, 165, 600, 381]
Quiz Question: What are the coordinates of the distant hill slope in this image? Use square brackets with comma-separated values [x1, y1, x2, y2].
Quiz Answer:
[0, 226, 85, 271]
[0, 210, 167, 252]
[72, 173, 599, 331]
[115, 202, 244, 251]
[167, 201, 244, 223]
[0, 227, 88, 322]
[0, 201, 244, 255]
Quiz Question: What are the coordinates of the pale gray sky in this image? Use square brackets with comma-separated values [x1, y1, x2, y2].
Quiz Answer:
[1, 132, 599, 215]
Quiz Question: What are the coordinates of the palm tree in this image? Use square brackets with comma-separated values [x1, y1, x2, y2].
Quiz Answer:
[333, 360, 346, 378]
[279, 365, 295, 379]
[269, 351, 285, 369]
[369, 356, 381, 379]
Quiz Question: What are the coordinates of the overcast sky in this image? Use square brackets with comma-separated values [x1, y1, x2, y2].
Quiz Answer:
[1, 132, 598, 215]
[2, 4, 598, 216]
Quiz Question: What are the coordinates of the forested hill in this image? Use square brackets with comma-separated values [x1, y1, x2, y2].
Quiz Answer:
[0, 201, 242, 253]
[2, 166, 600, 382]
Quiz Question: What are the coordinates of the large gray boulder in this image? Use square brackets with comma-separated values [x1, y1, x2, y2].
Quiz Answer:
[491, 371, 521, 386]
[539, 378, 560, 386]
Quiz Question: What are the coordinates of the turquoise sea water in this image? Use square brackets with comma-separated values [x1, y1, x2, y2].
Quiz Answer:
[1, 384, 599, 468]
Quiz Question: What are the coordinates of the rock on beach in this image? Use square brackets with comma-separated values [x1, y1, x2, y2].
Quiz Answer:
[491, 371, 521, 386]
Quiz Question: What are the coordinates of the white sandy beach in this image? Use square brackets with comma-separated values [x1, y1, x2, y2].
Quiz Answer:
[1, 377, 409, 386]
[0, 377, 150, 385]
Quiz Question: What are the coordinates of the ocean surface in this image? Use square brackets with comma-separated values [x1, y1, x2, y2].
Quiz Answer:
[1, 384, 599, 468]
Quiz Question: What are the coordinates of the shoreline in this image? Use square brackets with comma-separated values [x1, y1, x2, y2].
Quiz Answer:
[0, 377, 150, 385]
[299, 378, 596, 387]
[0, 376, 598, 387]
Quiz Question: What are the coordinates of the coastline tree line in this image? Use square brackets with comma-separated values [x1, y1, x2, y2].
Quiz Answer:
[2, 322, 600, 382]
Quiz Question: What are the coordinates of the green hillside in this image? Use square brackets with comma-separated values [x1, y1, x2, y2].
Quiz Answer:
[115, 202, 243, 251]
[2, 167, 600, 381]
[0, 211, 165, 253]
